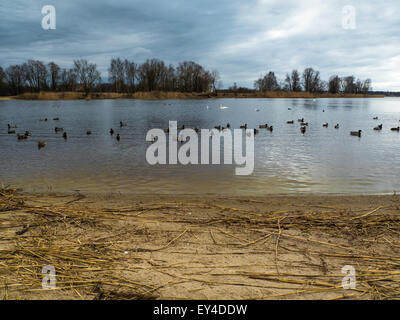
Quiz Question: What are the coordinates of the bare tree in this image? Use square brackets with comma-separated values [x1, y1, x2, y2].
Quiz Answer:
[60, 68, 77, 91]
[124, 59, 137, 93]
[0, 66, 7, 95]
[255, 71, 280, 92]
[342, 76, 355, 94]
[108, 58, 125, 93]
[302, 68, 322, 93]
[23, 60, 48, 92]
[48, 62, 60, 91]
[5, 65, 25, 95]
[73, 59, 101, 95]
[328, 75, 341, 94]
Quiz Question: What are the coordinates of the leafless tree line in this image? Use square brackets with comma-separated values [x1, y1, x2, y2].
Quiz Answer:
[0, 58, 220, 96]
[255, 68, 371, 94]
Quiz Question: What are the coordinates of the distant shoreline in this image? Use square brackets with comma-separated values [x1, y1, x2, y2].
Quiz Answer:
[0, 91, 385, 101]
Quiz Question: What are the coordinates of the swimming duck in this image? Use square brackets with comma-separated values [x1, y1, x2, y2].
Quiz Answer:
[17, 134, 27, 140]
[259, 123, 268, 129]
[63, 132, 67, 139]
[194, 128, 199, 133]
[86, 130, 92, 135]
[350, 130, 362, 137]
[373, 117, 378, 120]
[53, 117, 59, 121]
[55, 127, 63, 132]
[287, 120, 294, 124]
[300, 122, 309, 126]
[373, 124, 383, 131]
[334, 124, 340, 129]
[8, 129, 16, 134]
[300, 126, 306, 134]
[38, 141, 46, 149]
[298, 118, 304, 123]
[164, 128, 169, 133]
[226, 123, 231, 128]
[116, 134, 120, 141]
[323, 123, 328, 127]
[24, 131, 31, 137]
[268, 126, 273, 132]
[391, 127, 400, 131]
[110, 128, 114, 135]
[253, 128, 259, 135]
[240, 124, 247, 129]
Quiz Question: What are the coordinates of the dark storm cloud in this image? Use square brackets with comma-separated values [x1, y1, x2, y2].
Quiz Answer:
[0, 0, 399, 90]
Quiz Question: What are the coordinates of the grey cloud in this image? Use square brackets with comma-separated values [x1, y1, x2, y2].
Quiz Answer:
[0, 0, 399, 90]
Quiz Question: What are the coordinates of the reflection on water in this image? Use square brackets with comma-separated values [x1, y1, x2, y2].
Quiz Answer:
[0, 98, 400, 195]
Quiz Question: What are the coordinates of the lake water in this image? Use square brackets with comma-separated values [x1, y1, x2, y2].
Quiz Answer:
[1, 98, 400, 195]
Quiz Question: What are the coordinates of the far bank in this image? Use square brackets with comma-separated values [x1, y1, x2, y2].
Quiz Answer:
[0, 91, 385, 101]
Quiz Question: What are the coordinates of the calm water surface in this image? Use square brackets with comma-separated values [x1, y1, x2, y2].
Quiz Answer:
[1, 98, 400, 195]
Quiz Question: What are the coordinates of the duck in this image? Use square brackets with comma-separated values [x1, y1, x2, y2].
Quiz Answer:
[259, 123, 268, 129]
[300, 122, 309, 126]
[177, 124, 185, 130]
[300, 126, 307, 134]
[54, 127, 63, 132]
[24, 131, 31, 137]
[17, 134, 27, 140]
[163, 128, 169, 133]
[116, 134, 120, 141]
[323, 123, 328, 128]
[373, 124, 383, 131]
[214, 125, 222, 130]
[63, 132, 67, 139]
[39, 118, 48, 122]
[86, 130, 92, 135]
[268, 126, 273, 132]
[298, 118, 304, 123]
[226, 123, 231, 129]
[287, 120, 294, 124]
[391, 127, 400, 132]
[253, 128, 259, 135]
[110, 128, 114, 135]
[350, 130, 362, 137]
[120, 121, 127, 127]
[373, 117, 378, 120]
[240, 123, 247, 129]
[334, 124, 340, 129]
[194, 128, 199, 133]
[38, 141, 46, 149]
[53, 117, 60, 121]
[8, 129, 16, 134]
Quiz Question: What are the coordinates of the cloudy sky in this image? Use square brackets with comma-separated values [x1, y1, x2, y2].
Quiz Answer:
[0, 0, 399, 90]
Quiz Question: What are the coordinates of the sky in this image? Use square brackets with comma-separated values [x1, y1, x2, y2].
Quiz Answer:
[0, 0, 399, 91]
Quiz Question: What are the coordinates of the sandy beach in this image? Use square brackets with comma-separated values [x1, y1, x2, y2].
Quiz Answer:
[1, 187, 399, 300]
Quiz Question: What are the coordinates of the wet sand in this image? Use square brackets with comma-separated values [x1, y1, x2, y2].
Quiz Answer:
[1, 189, 399, 299]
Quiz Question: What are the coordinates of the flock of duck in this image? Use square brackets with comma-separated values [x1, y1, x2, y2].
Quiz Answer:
[6, 119, 128, 149]
[162, 115, 400, 141]
[5, 113, 400, 148]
